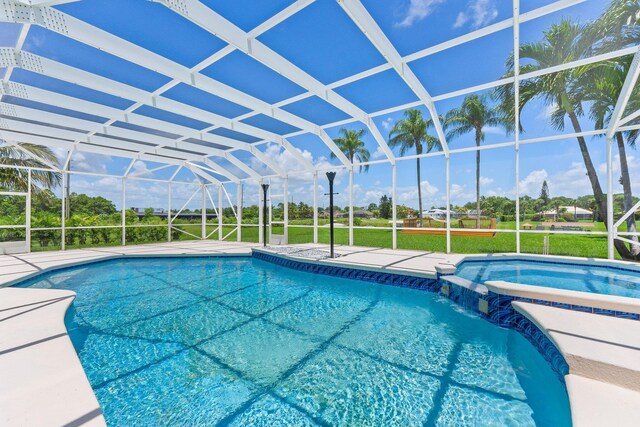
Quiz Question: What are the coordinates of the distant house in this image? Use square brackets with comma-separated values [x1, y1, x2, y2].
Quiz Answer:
[422, 209, 461, 219]
[132, 207, 166, 215]
[543, 206, 593, 220]
[337, 210, 374, 219]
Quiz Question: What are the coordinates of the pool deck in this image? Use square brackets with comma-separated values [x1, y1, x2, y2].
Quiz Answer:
[1, 241, 640, 426]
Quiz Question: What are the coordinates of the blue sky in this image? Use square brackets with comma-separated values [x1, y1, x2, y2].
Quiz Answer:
[0, 0, 634, 211]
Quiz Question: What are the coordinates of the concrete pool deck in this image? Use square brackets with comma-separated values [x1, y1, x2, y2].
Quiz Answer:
[1, 241, 639, 425]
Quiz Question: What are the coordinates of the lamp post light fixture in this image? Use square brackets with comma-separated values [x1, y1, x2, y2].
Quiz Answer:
[326, 172, 337, 258]
[261, 183, 269, 247]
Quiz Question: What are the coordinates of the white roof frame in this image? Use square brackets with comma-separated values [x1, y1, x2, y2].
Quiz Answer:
[0, 50, 292, 174]
[337, 0, 449, 156]
[607, 49, 640, 138]
[0, 101, 243, 182]
[0, 0, 633, 187]
[216, 0, 585, 138]
[151, 0, 392, 164]
[0, 1, 322, 171]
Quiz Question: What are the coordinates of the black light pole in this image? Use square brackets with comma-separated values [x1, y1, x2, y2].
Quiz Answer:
[261, 183, 269, 247]
[326, 172, 336, 258]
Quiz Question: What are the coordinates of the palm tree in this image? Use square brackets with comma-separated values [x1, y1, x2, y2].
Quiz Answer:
[584, 0, 640, 52]
[581, 57, 640, 257]
[330, 127, 371, 172]
[444, 95, 508, 228]
[496, 17, 640, 260]
[0, 143, 61, 191]
[388, 109, 441, 224]
[496, 22, 602, 215]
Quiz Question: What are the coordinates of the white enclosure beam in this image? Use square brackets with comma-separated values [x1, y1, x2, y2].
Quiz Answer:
[0, 127, 190, 169]
[513, 0, 522, 253]
[607, 49, 640, 139]
[0, 81, 279, 177]
[605, 48, 640, 259]
[237, 183, 243, 242]
[128, 164, 174, 178]
[0, 112, 219, 167]
[313, 172, 318, 243]
[2, 23, 29, 84]
[0, 102, 240, 176]
[0, 2, 338, 169]
[392, 164, 397, 250]
[218, 186, 223, 241]
[201, 159, 240, 184]
[21, 1, 79, 5]
[218, 0, 584, 129]
[0, 51, 294, 175]
[185, 164, 222, 185]
[607, 136, 614, 259]
[152, 0, 384, 164]
[338, 0, 449, 156]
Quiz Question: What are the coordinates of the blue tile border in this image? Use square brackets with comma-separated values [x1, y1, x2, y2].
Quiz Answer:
[252, 250, 440, 292]
[253, 249, 570, 380]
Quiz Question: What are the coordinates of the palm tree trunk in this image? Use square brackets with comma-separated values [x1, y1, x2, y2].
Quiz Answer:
[567, 112, 634, 260]
[616, 132, 639, 256]
[416, 157, 423, 226]
[475, 133, 481, 229]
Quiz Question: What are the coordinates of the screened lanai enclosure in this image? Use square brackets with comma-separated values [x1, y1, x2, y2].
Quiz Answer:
[1, 0, 640, 261]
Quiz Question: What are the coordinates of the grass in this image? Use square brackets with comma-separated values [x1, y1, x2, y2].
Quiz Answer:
[25, 221, 614, 259]
[213, 222, 611, 259]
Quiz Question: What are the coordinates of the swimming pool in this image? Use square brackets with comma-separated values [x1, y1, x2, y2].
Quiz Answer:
[18, 257, 570, 426]
[455, 258, 640, 299]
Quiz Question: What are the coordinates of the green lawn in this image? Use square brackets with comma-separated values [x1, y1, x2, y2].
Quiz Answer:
[212, 222, 611, 259]
[26, 221, 614, 259]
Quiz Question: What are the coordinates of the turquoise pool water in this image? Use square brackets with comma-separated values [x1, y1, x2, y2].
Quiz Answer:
[19, 257, 570, 426]
[456, 259, 640, 298]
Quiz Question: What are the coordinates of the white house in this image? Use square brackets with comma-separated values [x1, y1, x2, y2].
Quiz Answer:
[543, 206, 593, 220]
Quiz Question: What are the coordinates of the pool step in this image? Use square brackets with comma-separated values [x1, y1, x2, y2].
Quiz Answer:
[565, 375, 640, 427]
[513, 301, 640, 393]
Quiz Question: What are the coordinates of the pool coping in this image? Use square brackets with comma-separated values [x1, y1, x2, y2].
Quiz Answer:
[0, 288, 106, 426]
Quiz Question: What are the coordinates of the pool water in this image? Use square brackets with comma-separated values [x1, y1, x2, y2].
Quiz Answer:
[456, 259, 640, 299]
[19, 257, 571, 426]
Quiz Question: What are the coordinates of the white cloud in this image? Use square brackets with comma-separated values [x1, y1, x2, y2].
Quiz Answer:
[371, 146, 387, 160]
[479, 176, 494, 185]
[454, 0, 498, 29]
[395, 0, 445, 28]
[131, 160, 149, 174]
[449, 183, 475, 205]
[519, 169, 548, 196]
[381, 117, 394, 132]
[249, 143, 341, 184]
[70, 152, 109, 174]
[483, 126, 505, 135]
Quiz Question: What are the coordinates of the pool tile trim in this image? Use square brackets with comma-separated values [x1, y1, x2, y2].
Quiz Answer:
[252, 250, 440, 292]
